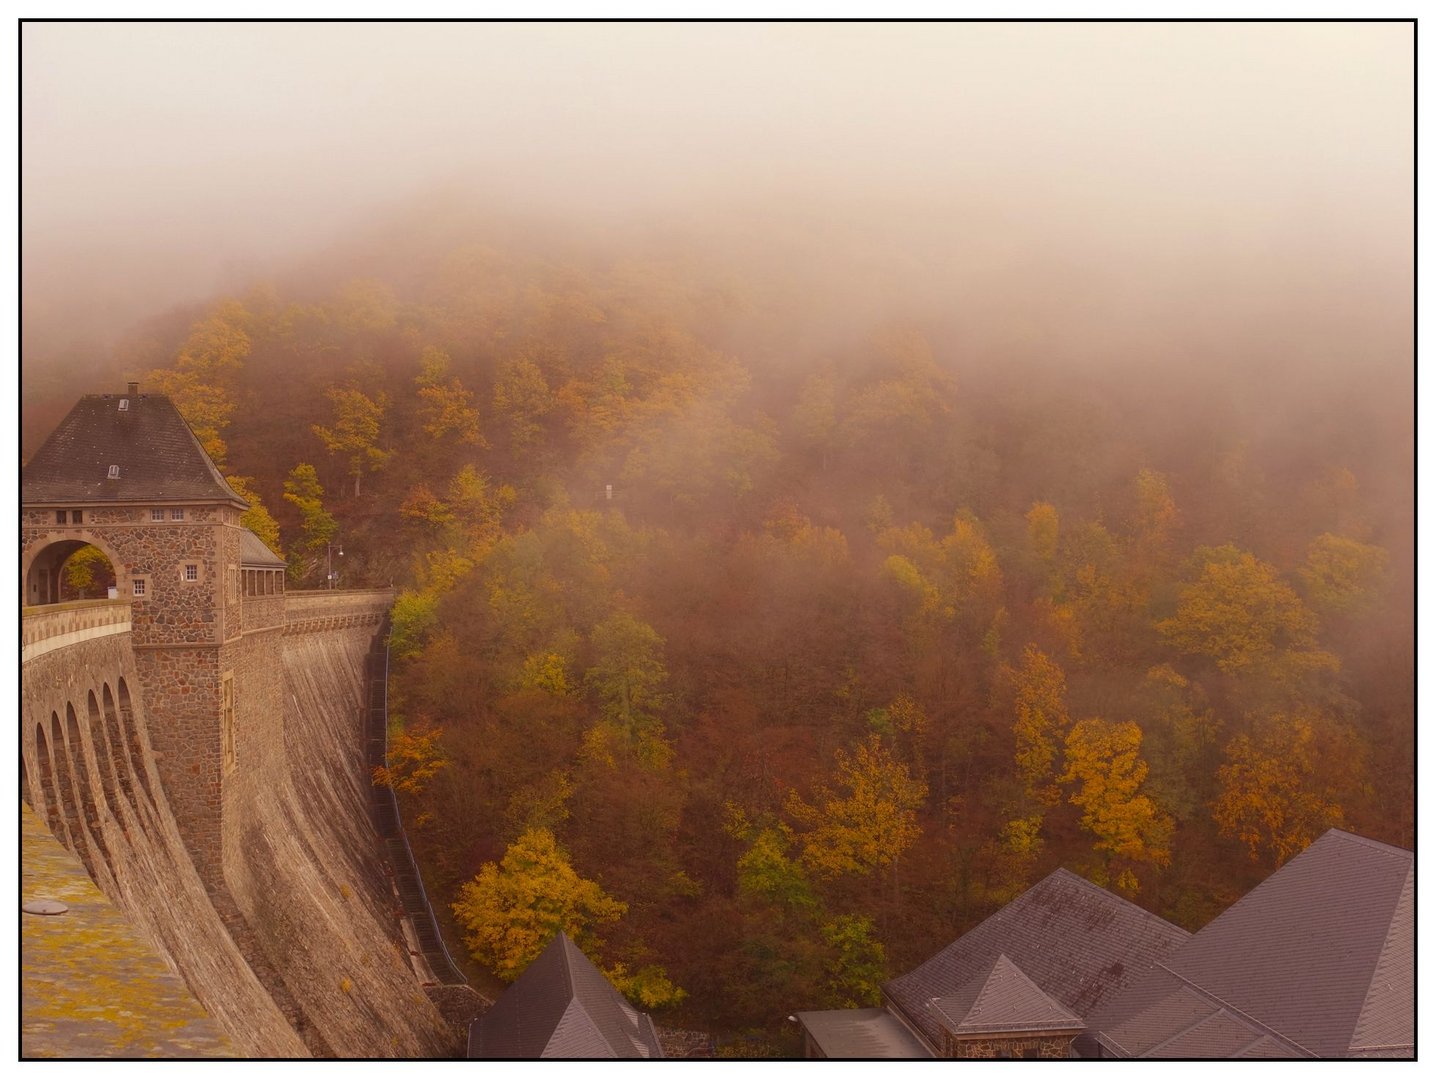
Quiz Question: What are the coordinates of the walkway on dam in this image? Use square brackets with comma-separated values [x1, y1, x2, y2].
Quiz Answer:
[20, 803, 235, 1059]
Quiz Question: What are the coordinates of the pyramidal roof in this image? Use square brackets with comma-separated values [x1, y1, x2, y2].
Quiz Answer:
[929, 953, 1083, 1036]
[1096, 830, 1413, 1059]
[886, 867, 1189, 1052]
[22, 391, 246, 506]
[468, 933, 663, 1059]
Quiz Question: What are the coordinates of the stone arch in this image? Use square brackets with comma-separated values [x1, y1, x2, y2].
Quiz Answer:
[116, 677, 157, 807]
[87, 688, 126, 831]
[102, 681, 142, 817]
[65, 700, 113, 877]
[34, 721, 65, 841]
[49, 709, 91, 872]
[23, 532, 128, 607]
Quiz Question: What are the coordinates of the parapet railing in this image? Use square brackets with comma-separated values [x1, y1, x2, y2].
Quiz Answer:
[286, 588, 395, 619]
[22, 599, 131, 662]
[368, 615, 468, 987]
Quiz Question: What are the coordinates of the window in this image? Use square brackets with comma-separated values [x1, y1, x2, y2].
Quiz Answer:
[107, 465, 120, 479]
[132, 578, 147, 598]
[118, 398, 129, 411]
[183, 564, 199, 582]
[55, 510, 67, 525]
[151, 508, 165, 522]
[221, 672, 236, 775]
[171, 508, 185, 521]
[72, 510, 83, 524]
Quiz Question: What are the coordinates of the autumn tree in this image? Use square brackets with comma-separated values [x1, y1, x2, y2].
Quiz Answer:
[415, 345, 485, 445]
[451, 826, 626, 981]
[281, 463, 337, 582]
[1159, 545, 1327, 676]
[1297, 533, 1389, 618]
[786, 733, 927, 879]
[62, 545, 113, 599]
[1212, 711, 1353, 867]
[313, 386, 390, 495]
[1006, 644, 1070, 808]
[1059, 718, 1173, 893]
[493, 352, 554, 456]
[372, 722, 450, 796]
[225, 474, 283, 556]
[147, 300, 251, 464]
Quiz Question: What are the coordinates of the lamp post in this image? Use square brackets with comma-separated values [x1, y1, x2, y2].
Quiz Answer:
[327, 540, 344, 589]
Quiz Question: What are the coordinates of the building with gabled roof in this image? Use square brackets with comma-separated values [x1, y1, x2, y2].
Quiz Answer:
[882, 867, 1191, 1058]
[1094, 830, 1414, 1059]
[467, 932, 664, 1059]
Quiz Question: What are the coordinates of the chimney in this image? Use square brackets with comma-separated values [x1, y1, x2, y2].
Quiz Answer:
[127, 381, 139, 396]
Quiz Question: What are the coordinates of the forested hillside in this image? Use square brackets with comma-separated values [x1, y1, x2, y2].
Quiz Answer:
[26, 202, 1412, 1052]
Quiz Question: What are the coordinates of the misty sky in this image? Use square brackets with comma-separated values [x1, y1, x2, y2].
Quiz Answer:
[20, 21, 1413, 355]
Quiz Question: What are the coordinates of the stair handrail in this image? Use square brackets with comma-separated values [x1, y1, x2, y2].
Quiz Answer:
[376, 617, 468, 985]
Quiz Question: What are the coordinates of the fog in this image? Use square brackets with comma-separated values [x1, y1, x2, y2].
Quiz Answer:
[23, 21, 1410, 346]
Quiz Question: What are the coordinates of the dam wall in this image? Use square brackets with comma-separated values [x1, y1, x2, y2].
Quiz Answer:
[20, 592, 454, 1057]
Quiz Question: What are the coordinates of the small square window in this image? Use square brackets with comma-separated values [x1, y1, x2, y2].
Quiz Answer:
[171, 508, 185, 521]
[151, 508, 165, 522]
[72, 509, 83, 524]
[183, 564, 199, 582]
[55, 510, 67, 525]
[107, 465, 120, 479]
[118, 398, 129, 411]
[132, 578, 147, 597]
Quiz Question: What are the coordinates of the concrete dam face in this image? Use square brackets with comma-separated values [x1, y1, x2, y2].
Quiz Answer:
[21, 594, 457, 1057]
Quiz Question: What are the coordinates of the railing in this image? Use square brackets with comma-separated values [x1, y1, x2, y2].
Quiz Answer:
[285, 589, 395, 635]
[367, 616, 468, 986]
[22, 599, 131, 662]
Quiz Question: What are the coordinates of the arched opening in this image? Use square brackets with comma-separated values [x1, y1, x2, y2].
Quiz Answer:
[88, 689, 125, 831]
[65, 701, 110, 873]
[49, 710, 91, 872]
[102, 682, 141, 817]
[117, 678, 157, 807]
[24, 537, 124, 607]
[35, 721, 64, 839]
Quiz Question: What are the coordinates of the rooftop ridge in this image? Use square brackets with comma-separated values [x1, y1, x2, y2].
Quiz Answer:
[1323, 829, 1413, 861]
[1153, 964, 1317, 1058]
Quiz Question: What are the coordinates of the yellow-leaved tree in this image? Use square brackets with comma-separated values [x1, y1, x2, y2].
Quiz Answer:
[451, 826, 626, 981]
[1008, 644, 1070, 808]
[786, 733, 927, 879]
[1058, 718, 1173, 894]
[313, 386, 390, 496]
[1212, 711, 1351, 867]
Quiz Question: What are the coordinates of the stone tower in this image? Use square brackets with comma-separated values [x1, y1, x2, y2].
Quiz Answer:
[22, 385, 286, 891]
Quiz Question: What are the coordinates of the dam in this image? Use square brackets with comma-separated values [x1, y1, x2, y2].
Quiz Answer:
[20, 387, 476, 1057]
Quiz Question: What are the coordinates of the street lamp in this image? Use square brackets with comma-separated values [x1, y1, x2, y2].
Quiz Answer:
[327, 541, 344, 589]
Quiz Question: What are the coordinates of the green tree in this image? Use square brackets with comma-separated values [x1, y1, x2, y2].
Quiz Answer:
[493, 353, 554, 456]
[584, 612, 670, 744]
[1297, 533, 1389, 618]
[451, 826, 627, 981]
[820, 915, 887, 1008]
[282, 463, 337, 582]
[313, 386, 390, 496]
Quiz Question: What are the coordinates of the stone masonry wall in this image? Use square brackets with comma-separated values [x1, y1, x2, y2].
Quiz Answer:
[21, 632, 305, 1056]
[946, 1033, 1075, 1059]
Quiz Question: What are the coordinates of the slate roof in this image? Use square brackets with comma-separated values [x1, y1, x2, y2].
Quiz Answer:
[794, 1008, 935, 1058]
[22, 392, 246, 506]
[238, 529, 286, 567]
[884, 868, 1189, 1053]
[1095, 830, 1414, 1059]
[930, 953, 1083, 1036]
[468, 933, 663, 1059]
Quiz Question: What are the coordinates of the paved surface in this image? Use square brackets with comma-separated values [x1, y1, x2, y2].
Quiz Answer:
[20, 803, 236, 1058]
